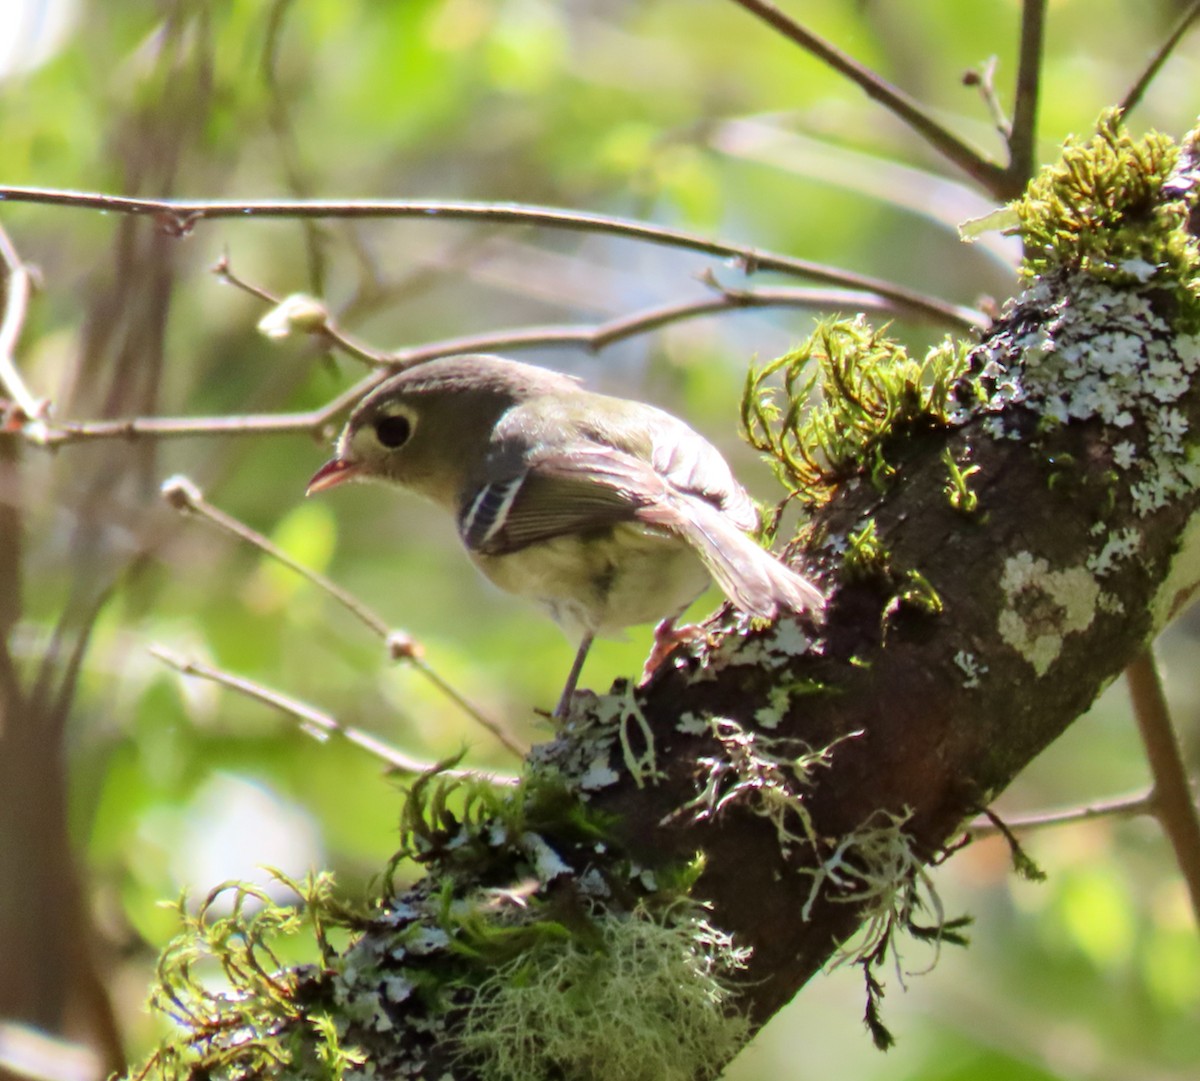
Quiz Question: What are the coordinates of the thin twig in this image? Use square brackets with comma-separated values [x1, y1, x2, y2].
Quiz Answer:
[224, 248, 921, 368]
[40, 370, 386, 445]
[20, 283, 957, 448]
[1126, 650, 1200, 927]
[0, 224, 48, 429]
[160, 475, 525, 757]
[149, 645, 516, 783]
[1120, 0, 1200, 117]
[968, 789, 1155, 836]
[723, 0, 1008, 196]
[964, 56, 1011, 142]
[0, 186, 987, 331]
[161, 475, 389, 637]
[214, 253, 392, 365]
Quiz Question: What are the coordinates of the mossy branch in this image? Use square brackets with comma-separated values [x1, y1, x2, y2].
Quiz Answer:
[125, 114, 1200, 1081]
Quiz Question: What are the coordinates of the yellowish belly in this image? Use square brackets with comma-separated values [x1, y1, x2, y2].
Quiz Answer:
[471, 523, 710, 641]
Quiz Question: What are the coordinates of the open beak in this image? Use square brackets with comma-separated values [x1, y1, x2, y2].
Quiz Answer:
[306, 456, 363, 495]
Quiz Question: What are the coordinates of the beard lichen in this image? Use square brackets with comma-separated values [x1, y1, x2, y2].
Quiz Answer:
[804, 809, 971, 1051]
[455, 902, 751, 1081]
[670, 713, 857, 856]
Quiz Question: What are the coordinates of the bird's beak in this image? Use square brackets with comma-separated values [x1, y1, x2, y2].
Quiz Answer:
[306, 456, 363, 495]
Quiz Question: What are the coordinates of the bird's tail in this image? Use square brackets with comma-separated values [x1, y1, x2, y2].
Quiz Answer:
[642, 496, 824, 619]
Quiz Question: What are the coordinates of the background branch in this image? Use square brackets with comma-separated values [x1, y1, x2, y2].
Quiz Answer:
[968, 790, 1155, 836]
[1126, 650, 1200, 925]
[159, 475, 521, 756]
[148, 646, 513, 781]
[1006, 0, 1047, 193]
[13, 285, 958, 447]
[1120, 0, 1200, 117]
[0, 224, 46, 427]
[0, 187, 986, 331]
[724, 0, 1009, 195]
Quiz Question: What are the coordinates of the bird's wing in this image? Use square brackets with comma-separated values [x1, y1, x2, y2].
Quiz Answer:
[459, 396, 823, 616]
[458, 446, 666, 555]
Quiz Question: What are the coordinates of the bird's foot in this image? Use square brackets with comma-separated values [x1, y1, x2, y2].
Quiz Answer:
[640, 617, 704, 685]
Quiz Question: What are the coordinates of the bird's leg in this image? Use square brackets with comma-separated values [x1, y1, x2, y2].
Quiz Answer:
[640, 616, 704, 684]
[554, 632, 594, 719]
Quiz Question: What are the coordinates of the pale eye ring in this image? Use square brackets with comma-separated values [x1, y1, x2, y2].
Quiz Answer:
[374, 413, 412, 448]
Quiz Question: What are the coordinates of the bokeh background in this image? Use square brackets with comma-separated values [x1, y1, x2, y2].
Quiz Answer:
[0, 1, 1197, 1079]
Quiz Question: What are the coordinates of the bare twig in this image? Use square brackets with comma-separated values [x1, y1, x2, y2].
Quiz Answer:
[159, 475, 525, 757]
[161, 475, 389, 637]
[16, 282, 965, 448]
[963, 56, 1011, 142]
[1005, 0, 1047, 194]
[0, 186, 986, 331]
[1126, 650, 1200, 926]
[39, 371, 386, 446]
[1120, 0, 1200, 117]
[723, 0, 1008, 196]
[149, 645, 515, 783]
[969, 789, 1155, 836]
[0, 225, 47, 430]
[214, 253, 392, 365]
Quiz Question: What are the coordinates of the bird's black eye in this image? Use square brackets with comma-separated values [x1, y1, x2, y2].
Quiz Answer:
[374, 413, 412, 449]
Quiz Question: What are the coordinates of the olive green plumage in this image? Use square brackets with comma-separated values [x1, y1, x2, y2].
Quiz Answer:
[309, 354, 823, 713]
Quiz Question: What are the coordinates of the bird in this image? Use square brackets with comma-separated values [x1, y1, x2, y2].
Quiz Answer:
[307, 354, 823, 717]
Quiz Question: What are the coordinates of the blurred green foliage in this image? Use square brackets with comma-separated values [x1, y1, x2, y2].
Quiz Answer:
[1, 0, 1197, 1078]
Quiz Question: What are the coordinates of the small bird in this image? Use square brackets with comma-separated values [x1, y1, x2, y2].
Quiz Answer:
[307, 355, 823, 716]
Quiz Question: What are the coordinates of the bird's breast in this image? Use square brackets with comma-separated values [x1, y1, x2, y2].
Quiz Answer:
[469, 522, 710, 641]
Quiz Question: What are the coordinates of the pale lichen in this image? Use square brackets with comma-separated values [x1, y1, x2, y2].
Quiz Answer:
[975, 275, 1200, 517]
[799, 809, 969, 1051]
[455, 905, 751, 1081]
[1086, 526, 1142, 577]
[953, 650, 987, 689]
[670, 714, 856, 855]
[996, 552, 1103, 676]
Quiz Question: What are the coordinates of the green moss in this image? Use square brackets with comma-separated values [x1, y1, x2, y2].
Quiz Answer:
[742, 317, 973, 507]
[886, 570, 944, 622]
[125, 874, 361, 1081]
[941, 447, 981, 515]
[1011, 110, 1200, 324]
[842, 519, 891, 582]
[390, 763, 612, 889]
[456, 905, 750, 1081]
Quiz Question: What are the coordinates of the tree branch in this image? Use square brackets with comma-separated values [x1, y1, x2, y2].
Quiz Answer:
[1125, 650, 1200, 925]
[968, 789, 1154, 836]
[723, 0, 1009, 195]
[1120, 0, 1200, 117]
[11, 284, 956, 448]
[1005, 0, 1047, 194]
[159, 475, 523, 757]
[0, 186, 986, 331]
